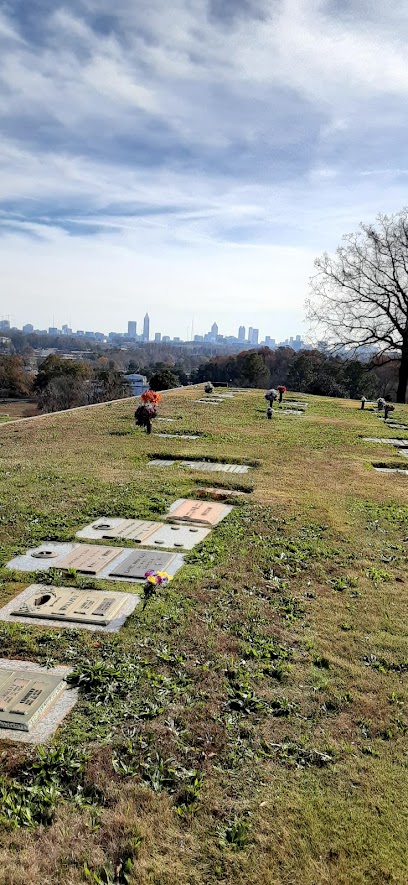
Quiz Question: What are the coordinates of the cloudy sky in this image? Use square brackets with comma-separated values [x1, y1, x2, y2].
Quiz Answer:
[1, 0, 408, 340]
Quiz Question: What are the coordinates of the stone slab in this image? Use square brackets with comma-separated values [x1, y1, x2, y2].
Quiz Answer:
[77, 518, 162, 543]
[6, 543, 78, 574]
[0, 659, 77, 743]
[284, 400, 308, 406]
[0, 666, 65, 732]
[156, 417, 175, 422]
[149, 459, 176, 467]
[195, 487, 248, 499]
[274, 409, 304, 416]
[363, 438, 408, 447]
[167, 498, 232, 526]
[104, 549, 185, 583]
[398, 449, 408, 458]
[386, 423, 408, 430]
[56, 544, 124, 574]
[194, 399, 222, 404]
[144, 523, 210, 550]
[157, 434, 199, 439]
[0, 584, 139, 632]
[373, 467, 408, 474]
[109, 549, 179, 579]
[181, 460, 251, 473]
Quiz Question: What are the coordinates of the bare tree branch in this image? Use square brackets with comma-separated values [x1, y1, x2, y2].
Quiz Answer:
[307, 209, 408, 402]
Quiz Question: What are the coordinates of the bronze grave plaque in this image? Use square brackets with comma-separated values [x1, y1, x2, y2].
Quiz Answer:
[109, 549, 177, 579]
[12, 586, 127, 626]
[168, 499, 230, 526]
[0, 668, 66, 732]
[100, 519, 162, 542]
[56, 544, 123, 574]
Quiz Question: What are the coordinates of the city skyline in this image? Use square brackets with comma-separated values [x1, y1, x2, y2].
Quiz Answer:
[0, 315, 306, 349]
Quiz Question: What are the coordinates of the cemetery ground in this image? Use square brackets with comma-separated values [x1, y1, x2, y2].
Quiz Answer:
[0, 389, 407, 885]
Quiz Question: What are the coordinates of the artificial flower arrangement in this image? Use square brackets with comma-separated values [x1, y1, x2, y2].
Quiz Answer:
[144, 570, 172, 586]
[141, 390, 161, 406]
[277, 384, 287, 403]
[143, 569, 173, 607]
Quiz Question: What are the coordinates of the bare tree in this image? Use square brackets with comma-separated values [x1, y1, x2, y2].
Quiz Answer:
[307, 210, 408, 402]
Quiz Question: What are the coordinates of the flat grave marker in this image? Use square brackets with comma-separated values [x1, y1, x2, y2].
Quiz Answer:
[144, 523, 210, 549]
[167, 498, 232, 526]
[194, 399, 222, 405]
[77, 518, 162, 543]
[0, 584, 139, 632]
[385, 423, 408, 431]
[6, 543, 78, 574]
[275, 409, 304, 416]
[149, 459, 250, 474]
[195, 486, 248, 500]
[0, 666, 66, 732]
[363, 438, 408, 447]
[0, 659, 77, 743]
[109, 549, 179, 579]
[373, 466, 408, 474]
[56, 544, 124, 574]
[181, 460, 251, 474]
[157, 434, 199, 439]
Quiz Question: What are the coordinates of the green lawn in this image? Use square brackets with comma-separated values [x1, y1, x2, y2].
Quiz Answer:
[0, 389, 407, 885]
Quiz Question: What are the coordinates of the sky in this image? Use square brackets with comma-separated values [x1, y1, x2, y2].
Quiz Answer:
[1, 0, 408, 341]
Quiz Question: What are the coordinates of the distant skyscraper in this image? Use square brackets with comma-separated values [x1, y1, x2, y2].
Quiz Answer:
[23, 324, 34, 334]
[265, 335, 276, 348]
[248, 327, 253, 343]
[251, 328, 259, 345]
[128, 321, 137, 339]
[210, 322, 218, 340]
[238, 325, 245, 341]
[154, 332, 161, 342]
[143, 313, 150, 341]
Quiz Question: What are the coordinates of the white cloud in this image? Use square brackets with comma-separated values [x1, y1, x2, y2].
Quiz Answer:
[1, 0, 408, 336]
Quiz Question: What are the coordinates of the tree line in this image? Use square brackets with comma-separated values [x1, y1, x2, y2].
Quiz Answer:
[0, 355, 131, 411]
[192, 347, 398, 399]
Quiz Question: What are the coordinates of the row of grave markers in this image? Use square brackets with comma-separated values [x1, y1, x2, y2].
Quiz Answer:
[362, 403, 408, 474]
[1, 385, 311, 738]
[1, 496, 233, 738]
[0, 386, 259, 740]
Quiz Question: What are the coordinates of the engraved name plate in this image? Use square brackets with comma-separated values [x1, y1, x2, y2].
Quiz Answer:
[109, 549, 177, 579]
[56, 544, 123, 574]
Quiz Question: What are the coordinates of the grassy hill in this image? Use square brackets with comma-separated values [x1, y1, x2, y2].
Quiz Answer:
[0, 388, 407, 885]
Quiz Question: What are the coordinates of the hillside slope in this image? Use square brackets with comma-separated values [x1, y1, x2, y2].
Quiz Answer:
[0, 389, 407, 885]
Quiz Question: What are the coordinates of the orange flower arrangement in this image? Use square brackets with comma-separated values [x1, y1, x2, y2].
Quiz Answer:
[141, 390, 161, 406]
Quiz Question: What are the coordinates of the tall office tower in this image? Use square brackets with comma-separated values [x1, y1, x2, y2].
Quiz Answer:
[128, 321, 137, 339]
[0, 320, 10, 331]
[210, 322, 219, 340]
[248, 327, 253, 343]
[154, 332, 161, 343]
[251, 328, 259, 345]
[143, 313, 150, 341]
[238, 325, 245, 341]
